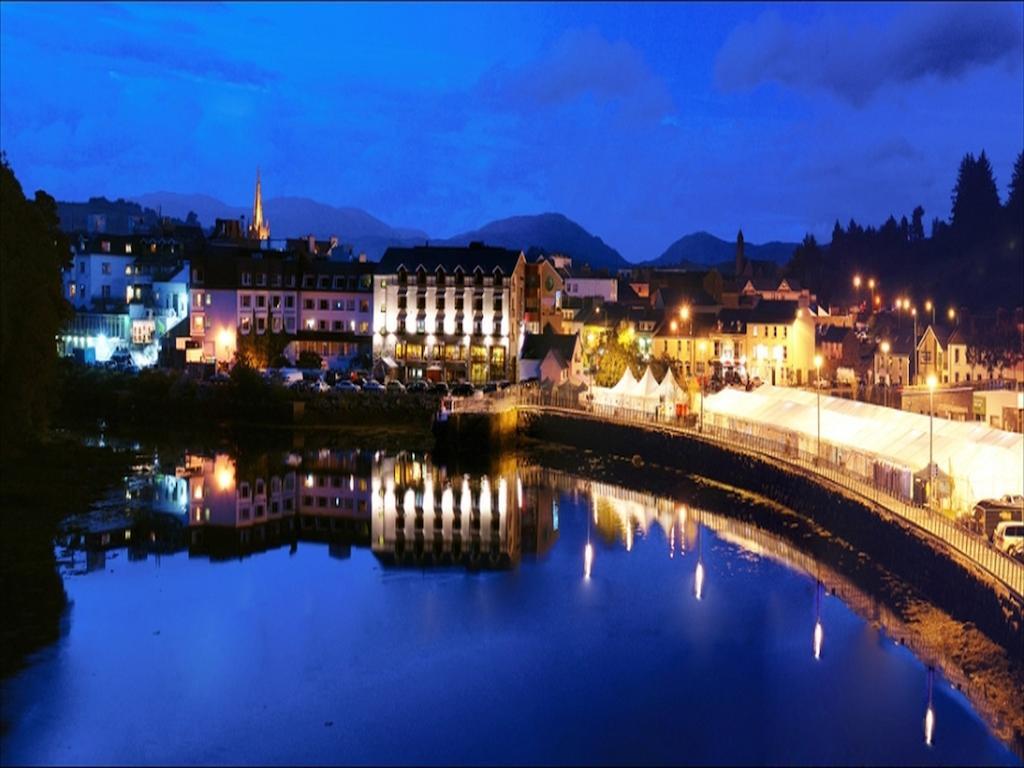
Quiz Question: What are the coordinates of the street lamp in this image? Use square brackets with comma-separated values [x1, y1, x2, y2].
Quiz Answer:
[927, 374, 937, 499]
[881, 341, 891, 408]
[868, 278, 876, 311]
[814, 354, 823, 460]
[698, 340, 707, 432]
[680, 305, 694, 375]
[925, 299, 934, 326]
[947, 307, 956, 324]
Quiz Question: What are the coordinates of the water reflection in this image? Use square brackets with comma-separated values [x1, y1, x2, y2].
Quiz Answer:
[46, 449, 1024, 762]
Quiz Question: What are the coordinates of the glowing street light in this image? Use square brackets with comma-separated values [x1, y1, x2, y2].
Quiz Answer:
[925, 299, 934, 325]
[698, 341, 708, 432]
[814, 354, 823, 459]
[881, 341, 891, 406]
[927, 374, 937, 496]
[868, 278, 877, 310]
[584, 542, 594, 580]
[947, 307, 956, 324]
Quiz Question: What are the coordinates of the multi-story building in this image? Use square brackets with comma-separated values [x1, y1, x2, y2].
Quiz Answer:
[60, 234, 192, 366]
[295, 260, 375, 369]
[715, 301, 815, 386]
[523, 256, 565, 334]
[915, 324, 954, 385]
[563, 265, 618, 303]
[186, 242, 299, 367]
[372, 244, 527, 384]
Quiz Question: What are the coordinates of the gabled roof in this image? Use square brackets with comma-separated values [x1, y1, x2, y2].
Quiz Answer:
[818, 325, 853, 344]
[719, 299, 802, 326]
[520, 328, 580, 362]
[919, 323, 956, 348]
[379, 244, 523, 274]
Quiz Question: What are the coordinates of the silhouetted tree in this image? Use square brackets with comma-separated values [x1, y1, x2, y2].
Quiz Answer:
[910, 206, 925, 241]
[951, 151, 1001, 242]
[0, 156, 71, 450]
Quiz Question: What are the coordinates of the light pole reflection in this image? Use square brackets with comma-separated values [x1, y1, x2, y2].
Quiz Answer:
[584, 499, 594, 580]
[925, 666, 936, 747]
[694, 515, 704, 601]
[813, 580, 824, 661]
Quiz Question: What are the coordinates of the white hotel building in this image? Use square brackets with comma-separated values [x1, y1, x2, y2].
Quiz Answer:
[372, 244, 527, 384]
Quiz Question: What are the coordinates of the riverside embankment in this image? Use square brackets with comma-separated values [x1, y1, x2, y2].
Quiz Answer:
[437, 404, 1024, 655]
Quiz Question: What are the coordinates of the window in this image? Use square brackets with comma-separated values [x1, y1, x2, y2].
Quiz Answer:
[359, 300, 369, 313]
[319, 320, 327, 331]
[256, 273, 266, 287]
[241, 294, 252, 308]
[319, 300, 328, 310]
[304, 299, 314, 310]
[347, 299, 356, 311]
[359, 321, 369, 333]
[272, 316, 282, 333]
[334, 300, 344, 311]
[241, 272, 252, 286]
[286, 275, 296, 288]
[416, 319, 426, 334]
[333, 320, 343, 331]
[285, 296, 294, 308]
[256, 295, 266, 308]
[101, 285, 111, 298]
[194, 292, 204, 308]
[272, 295, 281, 309]
[102, 262, 111, 275]
[256, 317, 266, 333]
[240, 316, 251, 334]
[271, 274, 282, 288]
[285, 317, 296, 333]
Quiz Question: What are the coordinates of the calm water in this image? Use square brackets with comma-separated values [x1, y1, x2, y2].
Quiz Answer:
[1, 446, 1019, 766]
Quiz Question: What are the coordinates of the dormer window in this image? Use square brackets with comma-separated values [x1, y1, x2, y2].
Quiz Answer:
[318, 276, 329, 289]
[454, 268, 465, 287]
[435, 267, 446, 287]
[256, 273, 266, 287]
[397, 268, 408, 286]
[473, 268, 484, 287]
[241, 272, 252, 287]
[416, 267, 427, 287]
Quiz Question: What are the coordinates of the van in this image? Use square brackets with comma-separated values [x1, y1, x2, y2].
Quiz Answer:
[993, 521, 1024, 555]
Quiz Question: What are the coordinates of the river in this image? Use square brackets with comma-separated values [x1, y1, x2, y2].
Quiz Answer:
[1, 441, 1020, 765]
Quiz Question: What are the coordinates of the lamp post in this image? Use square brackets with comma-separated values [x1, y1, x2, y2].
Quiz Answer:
[947, 307, 956, 325]
[868, 278, 876, 312]
[680, 305, 694, 376]
[927, 374, 937, 499]
[881, 341, 891, 408]
[814, 354, 823, 461]
[698, 340, 707, 433]
[853, 275, 862, 306]
[925, 299, 934, 326]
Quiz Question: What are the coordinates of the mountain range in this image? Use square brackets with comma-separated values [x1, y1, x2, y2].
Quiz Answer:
[63, 192, 798, 270]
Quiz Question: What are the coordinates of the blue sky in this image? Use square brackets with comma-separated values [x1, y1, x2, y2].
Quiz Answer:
[1, 1, 1022, 261]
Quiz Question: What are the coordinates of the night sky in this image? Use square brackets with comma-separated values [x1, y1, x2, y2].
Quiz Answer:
[1, 1, 1021, 261]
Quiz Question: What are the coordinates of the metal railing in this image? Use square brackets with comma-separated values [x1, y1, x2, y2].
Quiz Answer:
[460, 385, 1024, 601]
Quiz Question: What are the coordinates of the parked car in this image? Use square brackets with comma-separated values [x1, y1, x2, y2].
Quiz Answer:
[993, 521, 1024, 555]
[429, 382, 450, 396]
[481, 382, 498, 394]
[335, 380, 361, 393]
[386, 380, 407, 393]
[451, 382, 475, 397]
[363, 379, 385, 393]
[407, 380, 430, 393]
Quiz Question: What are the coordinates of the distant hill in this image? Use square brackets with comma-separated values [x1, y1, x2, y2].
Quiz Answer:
[58, 197, 164, 233]
[439, 213, 628, 271]
[645, 231, 798, 268]
[129, 192, 428, 260]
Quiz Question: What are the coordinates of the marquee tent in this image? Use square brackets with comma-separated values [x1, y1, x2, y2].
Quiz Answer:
[704, 385, 1024, 509]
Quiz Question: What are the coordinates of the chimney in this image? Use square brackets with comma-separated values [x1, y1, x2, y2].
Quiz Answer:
[358, 252, 367, 263]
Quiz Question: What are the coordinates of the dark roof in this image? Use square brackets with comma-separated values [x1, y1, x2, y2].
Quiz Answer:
[520, 328, 579, 361]
[719, 300, 802, 326]
[818, 325, 853, 344]
[652, 285, 718, 310]
[379, 244, 523, 275]
[876, 333, 916, 355]
[653, 312, 718, 337]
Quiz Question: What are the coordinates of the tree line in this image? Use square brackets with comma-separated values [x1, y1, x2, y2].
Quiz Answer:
[786, 151, 1024, 312]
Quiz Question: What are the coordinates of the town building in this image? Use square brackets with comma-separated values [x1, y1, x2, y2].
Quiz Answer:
[295, 260, 375, 370]
[563, 265, 618, 303]
[59, 233, 192, 366]
[372, 243, 527, 384]
[519, 326, 583, 384]
[523, 256, 565, 334]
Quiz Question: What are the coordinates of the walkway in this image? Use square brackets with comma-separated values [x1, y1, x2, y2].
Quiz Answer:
[452, 388, 1024, 602]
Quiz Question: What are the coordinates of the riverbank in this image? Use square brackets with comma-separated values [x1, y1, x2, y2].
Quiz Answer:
[518, 412, 1024, 652]
[0, 437, 135, 680]
[521, 440, 1024, 755]
[54, 361, 440, 433]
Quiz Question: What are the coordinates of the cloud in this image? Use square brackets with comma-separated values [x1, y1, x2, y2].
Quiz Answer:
[715, 2, 1023, 106]
[477, 27, 675, 122]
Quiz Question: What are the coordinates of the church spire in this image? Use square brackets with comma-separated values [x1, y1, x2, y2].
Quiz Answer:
[249, 167, 270, 240]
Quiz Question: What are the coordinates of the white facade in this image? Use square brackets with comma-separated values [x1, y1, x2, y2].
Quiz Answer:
[565, 276, 617, 303]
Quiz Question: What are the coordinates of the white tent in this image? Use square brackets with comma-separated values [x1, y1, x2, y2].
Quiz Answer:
[634, 367, 661, 399]
[704, 385, 1024, 508]
[610, 367, 639, 395]
[656, 368, 683, 402]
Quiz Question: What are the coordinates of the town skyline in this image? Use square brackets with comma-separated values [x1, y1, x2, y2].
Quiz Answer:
[2, 2, 1022, 261]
